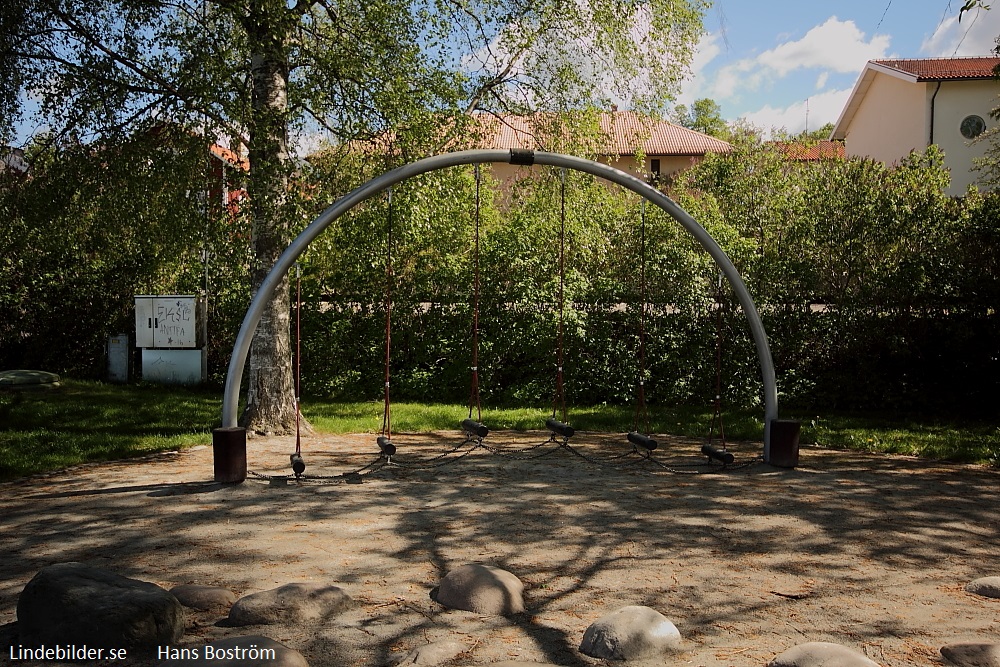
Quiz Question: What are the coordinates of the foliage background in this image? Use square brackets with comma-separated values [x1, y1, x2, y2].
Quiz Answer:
[2, 132, 997, 418]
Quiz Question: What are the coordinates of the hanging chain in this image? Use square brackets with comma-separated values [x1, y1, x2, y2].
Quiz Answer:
[381, 188, 394, 439]
[633, 201, 651, 436]
[294, 263, 303, 456]
[552, 168, 568, 422]
[468, 165, 483, 422]
[707, 271, 727, 448]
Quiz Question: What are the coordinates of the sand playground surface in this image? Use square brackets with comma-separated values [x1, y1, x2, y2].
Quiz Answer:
[1, 431, 999, 666]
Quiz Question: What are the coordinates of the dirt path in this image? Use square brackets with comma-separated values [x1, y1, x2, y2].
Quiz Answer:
[1, 432, 998, 666]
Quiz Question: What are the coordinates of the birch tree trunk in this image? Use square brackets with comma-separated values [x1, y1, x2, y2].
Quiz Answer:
[239, 2, 299, 435]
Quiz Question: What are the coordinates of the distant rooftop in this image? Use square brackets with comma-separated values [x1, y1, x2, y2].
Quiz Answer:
[773, 140, 845, 161]
[479, 111, 732, 156]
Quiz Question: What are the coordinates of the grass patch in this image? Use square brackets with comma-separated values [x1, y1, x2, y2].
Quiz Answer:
[1, 381, 996, 481]
[0, 380, 220, 481]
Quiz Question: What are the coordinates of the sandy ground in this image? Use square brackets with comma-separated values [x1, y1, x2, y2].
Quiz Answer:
[1, 431, 999, 667]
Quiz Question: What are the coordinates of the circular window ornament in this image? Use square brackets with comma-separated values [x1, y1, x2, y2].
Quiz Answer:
[960, 114, 987, 140]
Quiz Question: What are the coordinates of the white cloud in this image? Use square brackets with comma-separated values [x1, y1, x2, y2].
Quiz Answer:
[816, 72, 829, 90]
[921, 8, 1000, 57]
[706, 17, 889, 99]
[739, 87, 852, 138]
[677, 32, 723, 105]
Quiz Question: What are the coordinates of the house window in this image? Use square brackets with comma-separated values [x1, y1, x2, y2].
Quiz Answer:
[960, 115, 986, 140]
[650, 159, 661, 175]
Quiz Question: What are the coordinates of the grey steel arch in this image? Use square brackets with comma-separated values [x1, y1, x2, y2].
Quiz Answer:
[221, 149, 779, 457]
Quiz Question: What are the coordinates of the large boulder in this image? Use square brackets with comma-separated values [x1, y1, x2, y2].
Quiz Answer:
[227, 583, 354, 626]
[158, 635, 308, 667]
[579, 605, 682, 660]
[433, 564, 524, 616]
[768, 642, 881, 666]
[170, 584, 237, 613]
[395, 640, 467, 665]
[940, 643, 1000, 667]
[966, 577, 1000, 599]
[16, 562, 184, 649]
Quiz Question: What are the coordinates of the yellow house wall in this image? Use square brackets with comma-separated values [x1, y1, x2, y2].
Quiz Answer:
[843, 73, 928, 166]
[931, 80, 998, 195]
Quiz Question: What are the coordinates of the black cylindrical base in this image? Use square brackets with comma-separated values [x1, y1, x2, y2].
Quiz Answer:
[545, 417, 575, 438]
[768, 419, 801, 468]
[701, 443, 735, 465]
[377, 435, 397, 456]
[627, 431, 658, 451]
[213, 427, 247, 484]
[461, 418, 490, 438]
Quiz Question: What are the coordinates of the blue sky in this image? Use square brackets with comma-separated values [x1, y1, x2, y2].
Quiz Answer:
[679, 0, 1000, 135]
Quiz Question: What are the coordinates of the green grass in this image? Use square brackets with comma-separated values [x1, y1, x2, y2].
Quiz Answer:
[0, 380, 221, 481]
[1, 380, 997, 481]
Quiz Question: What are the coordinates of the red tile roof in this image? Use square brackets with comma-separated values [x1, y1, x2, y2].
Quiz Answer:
[872, 57, 1000, 81]
[210, 144, 249, 172]
[774, 140, 845, 161]
[478, 111, 732, 156]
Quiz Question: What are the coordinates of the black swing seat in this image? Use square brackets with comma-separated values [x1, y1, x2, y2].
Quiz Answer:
[377, 436, 397, 456]
[627, 431, 658, 451]
[701, 443, 735, 465]
[461, 418, 489, 438]
[545, 417, 575, 438]
[289, 452, 306, 476]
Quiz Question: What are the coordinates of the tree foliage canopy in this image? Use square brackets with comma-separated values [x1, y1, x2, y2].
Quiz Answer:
[3, 0, 708, 432]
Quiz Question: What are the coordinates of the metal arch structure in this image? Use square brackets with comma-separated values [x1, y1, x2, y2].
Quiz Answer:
[220, 149, 779, 459]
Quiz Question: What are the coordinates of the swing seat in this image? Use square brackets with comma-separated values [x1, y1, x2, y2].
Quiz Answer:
[627, 431, 658, 451]
[290, 452, 306, 477]
[461, 419, 489, 438]
[545, 417, 575, 438]
[701, 443, 735, 465]
[377, 436, 396, 456]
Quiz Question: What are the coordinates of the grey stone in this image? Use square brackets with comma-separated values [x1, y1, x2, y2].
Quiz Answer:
[16, 562, 184, 649]
[170, 584, 237, 612]
[158, 635, 307, 667]
[227, 583, 354, 626]
[966, 577, 1000, 599]
[579, 605, 681, 660]
[434, 564, 525, 616]
[768, 642, 881, 667]
[941, 643, 1000, 667]
[395, 640, 467, 665]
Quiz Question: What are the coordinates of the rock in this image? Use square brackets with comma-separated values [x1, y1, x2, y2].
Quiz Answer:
[768, 642, 880, 666]
[16, 562, 184, 649]
[395, 640, 466, 665]
[966, 577, 1000, 599]
[227, 583, 354, 626]
[433, 564, 524, 616]
[941, 643, 1000, 667]
[579, 605, 681, 660]
[158, 635, 307, 666]
[170, 584, 237, 612]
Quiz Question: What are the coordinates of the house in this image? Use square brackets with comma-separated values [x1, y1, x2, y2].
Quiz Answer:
[336, 110, 732, 186]
[476, 110, 732, 185]
[831, 57, 1000, 196]
[208, 143, 248, 215]
[1, 147, 29, 176]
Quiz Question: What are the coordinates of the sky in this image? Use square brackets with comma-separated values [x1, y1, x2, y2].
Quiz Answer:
[678, 0, 1000, 136]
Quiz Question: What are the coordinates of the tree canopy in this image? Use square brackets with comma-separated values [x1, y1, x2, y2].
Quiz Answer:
[3, 0, 710, 432]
